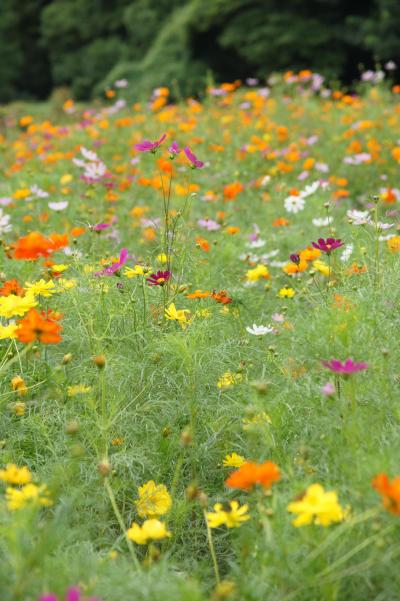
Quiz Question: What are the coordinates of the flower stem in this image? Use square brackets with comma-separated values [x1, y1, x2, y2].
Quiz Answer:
[203, 509, 221, 584]
[104, 477, 141, 570]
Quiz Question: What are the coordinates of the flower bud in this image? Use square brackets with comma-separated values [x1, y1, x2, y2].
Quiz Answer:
[92, 355, 106, 369]
[97, 459, 111, 477]
[180, 428, 193, 447]
[66, 419, 79, 434]
[62, 353, 73, 364]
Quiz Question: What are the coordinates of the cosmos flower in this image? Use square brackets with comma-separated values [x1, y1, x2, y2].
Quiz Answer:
[146, 270, 172, 286]
[135, 481, 172, 518]
[6, 483, 52, 511]
[94, 248, 129, 277]
[287, 484, 347, 527]
[245, 324, 275, 336]
[284, 195, 305, 213]
[311, 238, 343, 254]
[223, 453, 245, 468]
[0, 464, 32, 485]
[184, 147, 204, 168]
[206, 501, 250, 528]
[127, 519, 171, 544]
[134, 133, 167, 153]
[168, 141, 181, 156]
[225, 461, 280, 491]
[17, 309, 62, 344]
[372, 473, 400, 515]
[39, 587, 100, 601]
[322, 358, 368, 374]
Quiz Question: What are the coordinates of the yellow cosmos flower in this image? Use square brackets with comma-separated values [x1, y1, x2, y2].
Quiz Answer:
[51, 264, 69, 272]
[223, 453, 246, 468]
[156, 253, 168, 264]
[246, 264, 270, 282]
[0, 323, 18, 339]
[164, 303, 190, 328]
[5, 483, 52, 510]
[0, 294, 37, 318]
[287, 483, 348, 527]
[60, 174, 72, 185]
[25, 279, 56, 298]
[124, 265, 150, 278]
[217, 371, 243, 389]
[11, 376, 27, 396]
[206, 501, 250, 528]
[0, 464, 32, 485]
[278, 287, 295, 298]
[67, 384, 92, 396]
[127, 519, 171, 544]
[57, 278, 77, 290]
[312, 260, 331, 276]
[135, 480, 172, 518]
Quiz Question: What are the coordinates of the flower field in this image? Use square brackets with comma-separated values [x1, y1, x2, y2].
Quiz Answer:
[1, 73, 400, 600]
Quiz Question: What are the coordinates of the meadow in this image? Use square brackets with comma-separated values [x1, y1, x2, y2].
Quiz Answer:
[1, 72, 400, 601]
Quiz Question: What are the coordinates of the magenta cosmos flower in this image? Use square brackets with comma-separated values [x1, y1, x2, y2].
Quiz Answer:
[322, 358, 368, 374]
[134, 133, 167, 153]
[40, 586, 100, 601]
[184, 146, 204, 168]
[146, 270, 172, 286]
[168, 141, 181, 156]
[94, 248, 129, 277]
[312, 237, 344, 254]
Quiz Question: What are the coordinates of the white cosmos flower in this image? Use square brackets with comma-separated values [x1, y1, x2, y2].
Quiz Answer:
[84, 162, 107, 180]
[284, 195, 305, 213]
[300, 181, 320, 197]
[48, 201, 69, 211]
[246, 239, 266, 249]
[340, 244, 353, 262]
[347, 209, 372, 225]
[30, 184, 49, 198]
[0, 209, 12, 234]
[376, 221, 394, 230]
[246, 324, 275, 336]
[312, 216, 333, 227]
[80, 147, 99, 162]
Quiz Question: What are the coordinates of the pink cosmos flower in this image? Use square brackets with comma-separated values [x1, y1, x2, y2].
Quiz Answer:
[146, 270, 172, 286]
[322, 358, 368, 374]
[94, 248, 129, 277]
[322, 382, 335, 396]
[184, 147, 204, 168]
[198, 219, 220, 231]
[92, 223, 111, 231]
[40, 586, 100, 601]
[168, 141, 181, 156]
[312, 237, 344, 254]
[134, 134, 166, 153]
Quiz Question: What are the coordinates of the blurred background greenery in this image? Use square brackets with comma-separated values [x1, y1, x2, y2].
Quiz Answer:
[1, 0, 399, 102]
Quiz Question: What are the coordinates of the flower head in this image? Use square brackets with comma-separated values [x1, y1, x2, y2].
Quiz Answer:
[0, 464, 32, 485]
[0, 294, 38, 319]
[165, 303, 190, 328]
[206, 501, 250, 528]
[246, 323, 275, 336]
[372, 473, 400, 514]
[25, 279, 56, 298]
[311, 237, 344, 254]
[134, 133, 166, 153]
[184, 146, 204, 168]
[135, 480, 172, 518]
[287, 483, 347, 527]
[94, 248, 129, 277]
[127, 519, 171, 544]
[223, 453, 245, 468]
[146, 271, 171, 286]
[322, 358, 368, 374]
[17, 309, 62, 344]
[6, 483, 52, 510]
[225, 460, 280, 491]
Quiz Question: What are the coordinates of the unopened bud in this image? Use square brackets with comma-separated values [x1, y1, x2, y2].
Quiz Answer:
[198, 491, 208, 508]
[93, 355, 106, 368]
[66, 419, 79, 434]
[97, 459, 111, 477]
[180, 428, 193, 447]
[63, 353, 73, 364]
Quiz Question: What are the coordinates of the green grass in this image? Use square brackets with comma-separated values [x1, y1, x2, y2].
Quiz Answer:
[1, 80, 400, 601]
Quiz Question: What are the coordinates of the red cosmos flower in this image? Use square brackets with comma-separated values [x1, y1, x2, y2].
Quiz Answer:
[146, 271, 172, 286]
[322, 358, 368, 374]
[311, 238, 344, 254]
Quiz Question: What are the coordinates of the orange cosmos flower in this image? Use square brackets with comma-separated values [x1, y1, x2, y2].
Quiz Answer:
[225, 461, 280, 491]
[372, 473, 400, 515]
[223, 182, 243, 201]
[14, 232, 53, 260]
[186, 290, 211, 299]
[0, 280, 24, 297]
[211, 290, 232, 305]
[196, 237, 210, 252]
[272, 217, 289, 227]
[16, 309, 62, 344]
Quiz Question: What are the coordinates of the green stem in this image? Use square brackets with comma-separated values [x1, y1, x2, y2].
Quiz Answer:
[104, 477, 141, 570]
[203, 509, 221, 584]
[0, 343, 33, 376]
